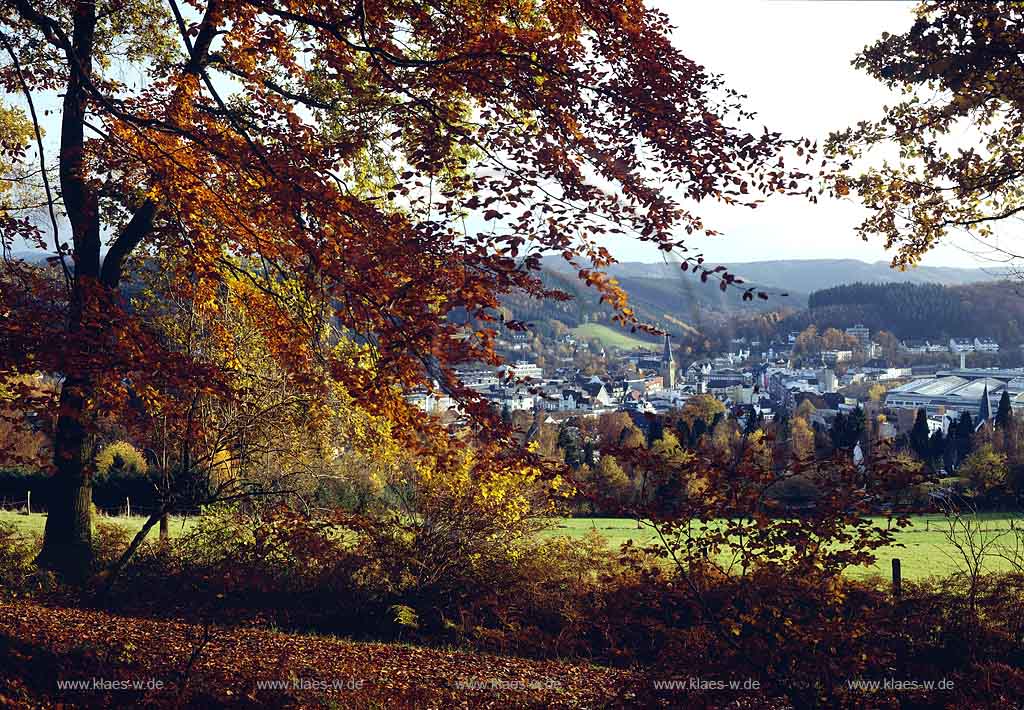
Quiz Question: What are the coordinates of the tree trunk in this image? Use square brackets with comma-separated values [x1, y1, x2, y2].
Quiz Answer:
[96, 508, 166, 598]
[159, 511, 170, 544]
[36, 376, 94, 580]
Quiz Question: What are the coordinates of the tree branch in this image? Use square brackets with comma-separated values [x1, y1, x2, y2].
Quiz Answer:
[100, 200, 157, 287]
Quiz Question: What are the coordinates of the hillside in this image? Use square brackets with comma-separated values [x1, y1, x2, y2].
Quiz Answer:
[499, 262, 799, 345]
[569, 323, 659, 350]
[500, 257, 1010, 347]
[778, 281, 1024, 344]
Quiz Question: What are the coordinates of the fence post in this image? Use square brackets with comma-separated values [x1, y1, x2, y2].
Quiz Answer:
[27, 490, 31, 515]
[125, 497, 131, 518]
[892, 558, 902, 598]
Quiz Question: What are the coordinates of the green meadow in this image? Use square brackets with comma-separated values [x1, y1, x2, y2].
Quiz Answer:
[545, 514, 1024, 581]
[5, 510, 1022, 581]
[569, 323, 659, 350]
[0, 511, 199, 540]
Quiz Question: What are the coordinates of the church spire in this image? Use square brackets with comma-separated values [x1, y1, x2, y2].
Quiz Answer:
[661, 333, 676, 389]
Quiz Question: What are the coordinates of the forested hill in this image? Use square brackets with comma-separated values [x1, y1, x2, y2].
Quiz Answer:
[779, 281, 1024, 344]
[498, 265, 798, 341]
[499, 256, 1004, 345]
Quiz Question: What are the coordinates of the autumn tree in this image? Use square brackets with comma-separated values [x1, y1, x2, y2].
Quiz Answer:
[679, 394, 727, 429]
[795, 399, 817, 421]
[830, 1, 1024, 267]
[591, 455, 630, 512]
[820, 327, 856, 352]
[960, 443, 1008, 496]
[875, 330, 900, 360]
[0, 1, 811, 578]
[0, 375, 51, 471]
[790, 415, 815, 463]
[596, 411, 640, 450]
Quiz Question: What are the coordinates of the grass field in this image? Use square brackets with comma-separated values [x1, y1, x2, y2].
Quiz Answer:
[546, 515, 1024, 581]
[6, 510, 1023, 582]
[0, 510, 198, 540]
[570, 323, 658, 351]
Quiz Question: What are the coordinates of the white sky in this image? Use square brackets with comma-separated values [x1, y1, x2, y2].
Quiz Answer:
[606, 0, 987, 268]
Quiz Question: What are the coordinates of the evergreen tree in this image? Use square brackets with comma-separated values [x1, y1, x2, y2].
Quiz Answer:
[582, 440, 596, 468]
[910, 408, 931, 461]
[996, 390, 1013, 429]
[691, 418, 708, 446]
[744, 410, 763, 435]
[955, 411, 975, 464]
[675, 420, 691, 448]
[830, 407, 866, 450]
[829, 411, 848, 450]
[943, 430, 959, 472]
[558, 425, 582, 469]
[774, 411, 791, 442]
[929, 429, 946, 470]
[849, 406, 867, 448]
[646, 418, 665, 448]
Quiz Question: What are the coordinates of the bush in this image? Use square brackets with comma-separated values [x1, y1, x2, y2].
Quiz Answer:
[95, 441, 148, 478]
[92, 520, 133, 570]
[0, 522, 51, 593]
[0, 522, 36, 588]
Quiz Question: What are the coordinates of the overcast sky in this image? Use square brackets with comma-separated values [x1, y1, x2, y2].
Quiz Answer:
[608, 0, 987, 269]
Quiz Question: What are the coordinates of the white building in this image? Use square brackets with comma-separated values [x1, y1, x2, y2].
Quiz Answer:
[845, 324, 870, 348]
[822, 350, 853, 365]
[500, 360, 544, 381]
[407, 390, 456, 415]
[818, 369, 838, 393]
[974, 337, 999, 353]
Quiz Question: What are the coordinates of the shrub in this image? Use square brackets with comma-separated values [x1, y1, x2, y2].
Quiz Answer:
[0, 522, 49, 593]
[92, 441, 159, 513]
[92, 520, 133, 570]
[0, 522, 35, 587]
[95, 441, 147, 479]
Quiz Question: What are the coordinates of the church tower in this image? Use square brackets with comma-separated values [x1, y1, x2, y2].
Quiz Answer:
[661, 333, 676, 389]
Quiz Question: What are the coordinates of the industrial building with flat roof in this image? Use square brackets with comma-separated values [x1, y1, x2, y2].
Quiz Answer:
[885, 374, 1024, 418]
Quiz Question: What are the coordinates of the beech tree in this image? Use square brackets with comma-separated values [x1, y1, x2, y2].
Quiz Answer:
[0, 1, 812, 578]
[830, 1, 1024, 267]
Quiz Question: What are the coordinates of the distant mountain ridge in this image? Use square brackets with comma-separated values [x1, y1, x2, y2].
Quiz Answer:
[15, 250, 1003, 294]
[547, 258, 1007, 294]
[13, 249, 1010, 345]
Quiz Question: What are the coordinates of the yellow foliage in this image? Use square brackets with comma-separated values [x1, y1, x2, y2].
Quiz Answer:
[95, 441, 148, 477]
[680, 395, 726, 427]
